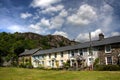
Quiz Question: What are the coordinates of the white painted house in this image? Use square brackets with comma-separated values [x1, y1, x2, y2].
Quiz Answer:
[19, 34, 120, 68]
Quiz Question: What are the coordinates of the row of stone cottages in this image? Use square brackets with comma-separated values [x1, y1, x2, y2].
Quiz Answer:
[19, 34, 120, 68]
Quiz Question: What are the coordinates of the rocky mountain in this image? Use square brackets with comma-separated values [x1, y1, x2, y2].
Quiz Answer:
[18, 32, 78, 49]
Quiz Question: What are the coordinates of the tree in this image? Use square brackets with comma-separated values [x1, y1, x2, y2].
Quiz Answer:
[13, 46, 25, 66]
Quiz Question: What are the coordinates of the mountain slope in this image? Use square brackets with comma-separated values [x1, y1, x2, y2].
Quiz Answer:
[19, 32, 78, 49]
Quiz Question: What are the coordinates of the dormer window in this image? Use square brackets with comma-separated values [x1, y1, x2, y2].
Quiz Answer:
[105, 45, 111, 53]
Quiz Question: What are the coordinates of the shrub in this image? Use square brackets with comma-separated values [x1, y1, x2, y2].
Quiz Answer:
[94, 65, 120, 71]
[19, 63, 33, 68]
[26, 63, 33, 69]
[19, 63, 26, 68]
[63, 60, 70, 70]
[93, 58, 99, 66]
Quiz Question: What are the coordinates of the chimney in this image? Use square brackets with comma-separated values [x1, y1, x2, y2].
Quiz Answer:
[99, 33, 104, 40]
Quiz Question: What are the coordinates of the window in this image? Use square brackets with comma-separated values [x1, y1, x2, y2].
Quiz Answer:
[105, 45, 111, 53]
[60, 60, 63, 66]
[52, 60, 54, 67]
[49, 61, 51, 66]
[79, 49, 83, 56]
[75, 49, 78, 53]
[61, 52, 63, 57]
[68, 50, 71, 57]
[89, 58, 94, 61]
[54, 53, 57, 58]
[49, 54, 51, 59]
[106, 56, 112, 65]
[88, 47, 93, 55]
[42, 61, 44, 65]
[42, 55, 44, 59]
[83, 48, 87, 52]
[71, 51, 74, 57]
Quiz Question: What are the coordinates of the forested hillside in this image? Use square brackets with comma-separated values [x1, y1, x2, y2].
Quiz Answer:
[0, 32, 77, 66]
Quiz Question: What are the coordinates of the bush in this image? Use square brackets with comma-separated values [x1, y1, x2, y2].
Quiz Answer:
[19, 63, 33, 68]
[26, 63, 33, 69]
[63, 60, 70, 70]
[19, 63, 26, 68]
[94, 65, 120, 71]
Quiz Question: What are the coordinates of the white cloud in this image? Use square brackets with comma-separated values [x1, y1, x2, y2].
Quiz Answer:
[20, 12, 32, 19]
[101, 3, 113, 14]
[49, 9, 68, 29]
[41, 5, 64, 14]
[7, 25, 26, 32]
[30, 0, 61, 8]
[28, 18, 50, 34]
[50, 16, 64, 29]
[30, 9, 68, 31]
[91, 29, 102, 40]
[29, 23, 48, 34]
[111, 32, 120, 36]
[76, 33, 89, 42]
[40, 18, 50, 27]
[59, 9, 68, 17]
[53, 31, 68, 38]
[76, 29, 102, 42]
[33, 14, 40, 20]
[99, 4, 113, 32]
[67, 4, 97, 26]
[29, 24, 42, 33]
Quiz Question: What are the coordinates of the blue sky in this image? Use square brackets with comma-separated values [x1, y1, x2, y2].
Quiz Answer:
[0, 0, 120, 42]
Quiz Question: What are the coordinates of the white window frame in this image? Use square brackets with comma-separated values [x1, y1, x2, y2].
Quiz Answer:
[105, 56, 113, 65]
[105, 45, 111, 53]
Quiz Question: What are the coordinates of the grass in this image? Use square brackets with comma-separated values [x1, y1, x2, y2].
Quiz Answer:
[0, 67, 120, 80]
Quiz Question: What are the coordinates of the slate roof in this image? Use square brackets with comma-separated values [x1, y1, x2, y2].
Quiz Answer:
[34, 35, 120, 56]
[19, 48, 40, 56]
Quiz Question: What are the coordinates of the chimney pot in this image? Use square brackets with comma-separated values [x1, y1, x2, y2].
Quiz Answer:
[99, 33, 104, 40]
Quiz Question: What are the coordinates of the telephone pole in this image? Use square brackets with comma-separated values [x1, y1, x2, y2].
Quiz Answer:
[89, 32, 93, 70]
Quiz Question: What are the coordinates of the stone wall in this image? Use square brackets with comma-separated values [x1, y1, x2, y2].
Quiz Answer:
[98, 43, 120, 65]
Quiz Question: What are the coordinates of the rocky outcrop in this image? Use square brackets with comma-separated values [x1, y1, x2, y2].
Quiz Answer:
[19, 32, 78, 49]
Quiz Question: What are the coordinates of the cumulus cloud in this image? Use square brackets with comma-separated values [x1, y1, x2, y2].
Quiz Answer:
[29, 24, 48, 34]
[20, 12, 32, 19]
[22, 1, 118, 41]
[111, 32, 120, 36]
[91, 29, 102, 40]
[49, 9, 68, 29]
[67, 4, 97, 26]
[99, 3, 113, 32]
[53, 31, 68, 38]
[40, 18, 50, 27]
[76, 29, 102, 42]
[30, 0, 61, 8]
[7, 25, 26, 33]
[41, 5, 64, 14]
[28, 18, 50, 34]
[29, 9, 68, 32]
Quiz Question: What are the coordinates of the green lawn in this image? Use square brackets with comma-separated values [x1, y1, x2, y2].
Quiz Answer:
[0, 67, 120, 80]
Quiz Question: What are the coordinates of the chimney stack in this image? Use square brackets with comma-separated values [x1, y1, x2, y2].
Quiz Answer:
[99, 33, 104, 40]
